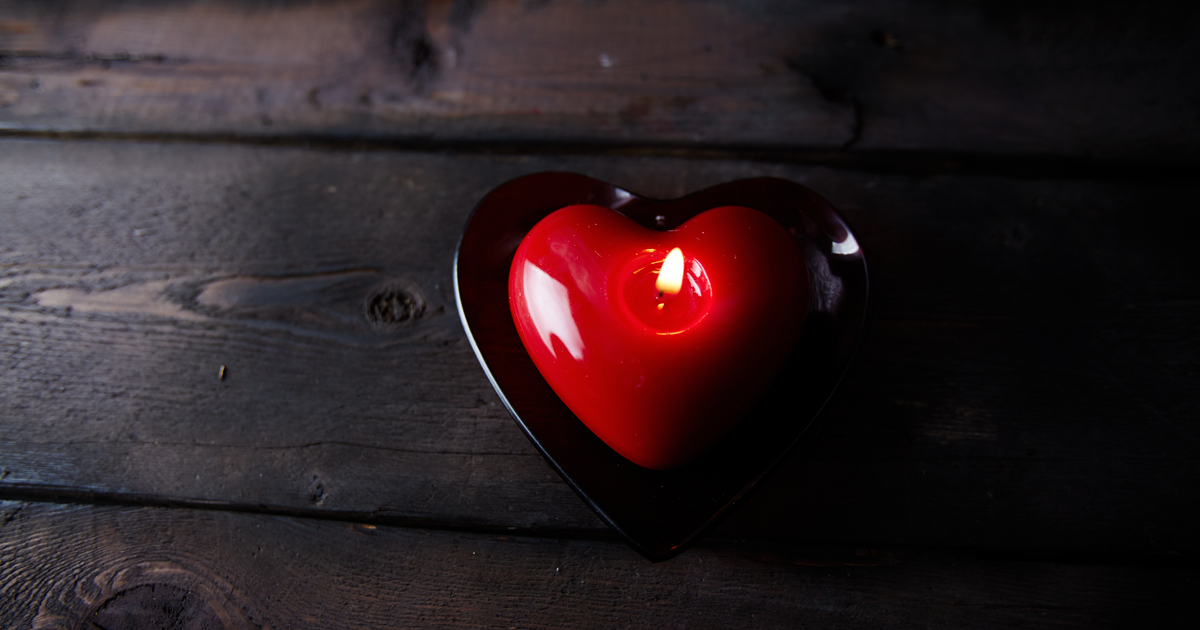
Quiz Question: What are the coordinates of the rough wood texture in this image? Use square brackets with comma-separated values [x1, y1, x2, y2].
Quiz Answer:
[2, 0, 1198, 160]
[1, 501, 1192, 629]
[2, 138, 1196, 556]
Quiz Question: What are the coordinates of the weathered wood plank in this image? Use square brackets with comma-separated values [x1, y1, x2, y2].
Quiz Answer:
[1, 0, 1197, 160]
[1, 138, 1197, 555]
[1, 500, 1192, 629]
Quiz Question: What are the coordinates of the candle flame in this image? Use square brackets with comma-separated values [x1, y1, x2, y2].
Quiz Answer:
[655, 247, 685, 296]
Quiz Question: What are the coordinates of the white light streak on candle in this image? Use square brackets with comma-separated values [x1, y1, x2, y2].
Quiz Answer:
[524, 264, 585, 360]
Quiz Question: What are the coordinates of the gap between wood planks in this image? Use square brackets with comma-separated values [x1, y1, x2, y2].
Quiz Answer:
[0, 487, 1193, 571]
[1, 128, 1197, 184]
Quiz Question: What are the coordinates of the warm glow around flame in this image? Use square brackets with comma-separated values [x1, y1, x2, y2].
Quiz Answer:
[656, 247, 685, 296]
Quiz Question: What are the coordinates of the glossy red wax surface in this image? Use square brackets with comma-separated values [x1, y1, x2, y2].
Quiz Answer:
[509, 204, 809, 469]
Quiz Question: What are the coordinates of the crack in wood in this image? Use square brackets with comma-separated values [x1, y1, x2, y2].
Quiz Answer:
[13, 268, 451, 345]
[0, 50, 172, 63]
[6, 439, 537, 457]
[0, 128, 1194, 181]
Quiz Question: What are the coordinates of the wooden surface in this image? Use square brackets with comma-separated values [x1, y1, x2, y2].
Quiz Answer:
[2, 1, 1198, 628]
[2, 0, 1199, 161]
[3, 501, 1192, 629]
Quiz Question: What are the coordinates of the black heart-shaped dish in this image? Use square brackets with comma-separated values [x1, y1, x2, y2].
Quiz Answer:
[454, 173, 868, 561]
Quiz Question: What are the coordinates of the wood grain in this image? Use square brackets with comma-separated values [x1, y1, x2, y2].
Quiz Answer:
[1, 0, 1197, 160]
[1, 500, 1192, 629]
[1, 138, 1196, 556]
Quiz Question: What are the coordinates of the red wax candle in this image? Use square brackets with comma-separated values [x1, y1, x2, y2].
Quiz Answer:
[509, 204, 808, 469]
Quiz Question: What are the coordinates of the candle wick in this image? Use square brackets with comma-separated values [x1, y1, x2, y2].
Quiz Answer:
[657, 290, 663, 299]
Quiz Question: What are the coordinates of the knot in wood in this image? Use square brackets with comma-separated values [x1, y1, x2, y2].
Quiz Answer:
[32, 558, 260, 630]
[90, 584, 222, 630]
[366, 287, 423, 325]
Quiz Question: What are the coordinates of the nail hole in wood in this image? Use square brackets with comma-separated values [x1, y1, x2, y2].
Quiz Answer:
[310, 473, 328, 506]
[1005, 222, 1029, 249]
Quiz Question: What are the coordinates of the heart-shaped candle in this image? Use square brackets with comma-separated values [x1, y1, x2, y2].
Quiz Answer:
[510, 204, 809, 469]
[455, 173, 867, 560]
